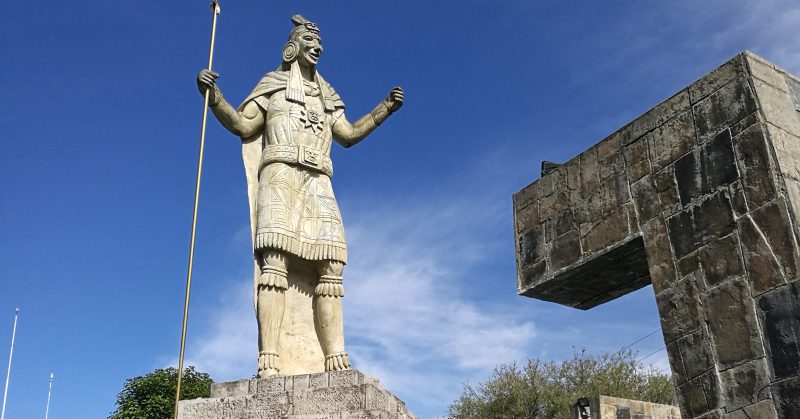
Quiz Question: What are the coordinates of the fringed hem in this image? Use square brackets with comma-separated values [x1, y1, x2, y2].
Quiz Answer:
[256, 232, 347, 263]
[259, 266, 288, 290]
[324, 352, 351, 371]
[258, 351, 280, 373]
[315, 275, 344, 297]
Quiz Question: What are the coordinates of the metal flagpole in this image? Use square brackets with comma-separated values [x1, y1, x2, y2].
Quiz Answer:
[173, 2, 220, 418]
[44, 373, 53, 419]
[1, 308, 19, 419]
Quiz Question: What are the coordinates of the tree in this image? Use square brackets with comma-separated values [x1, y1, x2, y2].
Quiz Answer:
[447, 349, 675, 419]
[109, 366, 212, 419]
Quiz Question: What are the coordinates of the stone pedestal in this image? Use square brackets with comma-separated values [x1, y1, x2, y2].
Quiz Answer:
[177, 370, 416, 419]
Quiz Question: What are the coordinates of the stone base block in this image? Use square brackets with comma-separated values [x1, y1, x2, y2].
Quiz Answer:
[177, 370, 416, 419]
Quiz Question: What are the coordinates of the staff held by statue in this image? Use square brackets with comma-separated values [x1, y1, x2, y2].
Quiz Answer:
[173, 1, 220, 418]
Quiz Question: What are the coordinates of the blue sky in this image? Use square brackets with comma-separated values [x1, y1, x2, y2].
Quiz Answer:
[2, 1, 800, 418]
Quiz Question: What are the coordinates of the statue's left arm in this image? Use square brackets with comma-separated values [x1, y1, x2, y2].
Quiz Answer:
[332, 87, 404, 148]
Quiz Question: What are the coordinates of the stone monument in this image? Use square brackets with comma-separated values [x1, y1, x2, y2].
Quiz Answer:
[180, 14, 414, 419]
[514, 52, 800, 418]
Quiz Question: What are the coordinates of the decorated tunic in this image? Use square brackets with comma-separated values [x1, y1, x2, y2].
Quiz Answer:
[238, 69, 348, 264]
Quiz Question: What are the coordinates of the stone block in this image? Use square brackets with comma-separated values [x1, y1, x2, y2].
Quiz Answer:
[689, 54, 746, 103]
[180, 371, 416, 419]
[642, 217, 677, 294]
[554, 208, 577, 238]
[599, 171, 631, 214]
[692, 192, 735, 249]
[678, 328, 715, 383]
[752, 77, 800, 138]
[676, 370, 721, 418]
[623, 89, 691, 145]
[210, 379, 252, 398]
[648, 110, 696, 171]
[657, 273, 703, 342]
[674, 130, 738, 206]
[631, 175, 661, 223]
[765, 123, 800, 181]
[749, 200, 799, 280]
[519, 225, 545, 267]
[600, 149, 625, 180]
[677, 251, 699, 278]
[667, 208, 697, 260]
[551, 229, 582, 271]
[704, 278, 764, 369]
[699, 233, 744, 287]
[758, 281, 800, 380]
[772, 376, 800, 419]
[581, 203, 636, 255]
[580, 148, 600, 199]
[726, 399, 778, 419]
[719, 358, 771, 410]
[653, 165, 681, 215]
[518, 259, 547, 292]
[624, 136, 652, 183]
[514, 200, 540, 234]
[733, 123, 777, 209]
[574, 191, 604, 225]
[745, 52, 790, 92]
[727, 181, 748, 217]
[692, 76, 758, 143]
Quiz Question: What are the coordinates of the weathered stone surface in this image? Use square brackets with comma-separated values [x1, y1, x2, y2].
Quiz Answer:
[692, 76, 758, 143]
[666, 192, 735, 260]
[727, 399, 778, 419]
[642, 218, 677, 294]
[766, 123, 800, 182]
[622, 89, 691, 146]
[631, 175, 661, 223]
[624, 137, 652, 183]
[752, 77, 800, 138]
[653, 164, 681, 215]
[745, 53, 789, 92]
[719, 358, 771, 410]
[758, 282, 800, 381]
[674, 130, 737, 206]
[581, 203, 637, 255]
[648, 111, 696, 171]
[178, 370, 416, 419]
[676, 370, 721, 418]
[699, 233, 744, 287]
[551, 229, 582, 271]
[689, 55, 745, 103]
[569, 396, 681, 419]
[733, 123, 777, 209]
[657, 274, 703, 343]
[580, 148, 600, 198]
[679, 328, 715, 384]
[772, 376, 800, 419]
[704, 279, 764, 369]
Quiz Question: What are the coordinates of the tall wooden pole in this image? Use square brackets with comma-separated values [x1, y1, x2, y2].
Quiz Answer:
[1, 309, 19, 419]
[173, 2, 220, 418]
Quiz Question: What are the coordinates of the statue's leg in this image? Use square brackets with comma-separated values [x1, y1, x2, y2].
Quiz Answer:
[256, 249, 289, 378]
[313, 260, 350, 371]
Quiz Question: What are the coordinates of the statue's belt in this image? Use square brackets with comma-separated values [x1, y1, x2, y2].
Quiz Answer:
[261, 144, 333, 177]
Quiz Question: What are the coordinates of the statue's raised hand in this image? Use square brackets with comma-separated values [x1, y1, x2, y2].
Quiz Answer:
[196, 69, 220, 95]
[386, 87, 404, 112]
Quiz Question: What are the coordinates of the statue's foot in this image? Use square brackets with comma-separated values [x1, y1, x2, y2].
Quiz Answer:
[324, 351, 351, 371]
[258, 351, 280, 377]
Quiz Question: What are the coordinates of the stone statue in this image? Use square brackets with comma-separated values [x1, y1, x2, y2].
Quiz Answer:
[196, 14, 403, 378]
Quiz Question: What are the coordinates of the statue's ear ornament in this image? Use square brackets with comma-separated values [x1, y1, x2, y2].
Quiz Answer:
[283, 41, 299, 63]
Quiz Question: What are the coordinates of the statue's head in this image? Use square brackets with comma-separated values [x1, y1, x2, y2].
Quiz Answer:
[282, 15, 323, 70]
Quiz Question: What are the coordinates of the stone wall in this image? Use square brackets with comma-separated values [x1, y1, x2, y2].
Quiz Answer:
[513, 52, 800, 418]
[177, 370, 416, 419]
[569, 396, 681, 419]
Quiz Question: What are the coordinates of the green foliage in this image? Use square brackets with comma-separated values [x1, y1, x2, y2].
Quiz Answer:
[109, 366, 212, 419]
[447, 349, 675, 419]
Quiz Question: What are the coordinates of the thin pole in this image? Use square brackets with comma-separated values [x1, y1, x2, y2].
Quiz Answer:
[44, 373, 53, 419]
[173, 2, 220, 419]
[1, 308, 19, 419]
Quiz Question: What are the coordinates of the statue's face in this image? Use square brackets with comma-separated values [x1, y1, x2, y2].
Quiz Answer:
[295, 32, 323, 68]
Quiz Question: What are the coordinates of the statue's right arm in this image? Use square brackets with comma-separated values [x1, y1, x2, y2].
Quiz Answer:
[197, 69, 265, 138]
